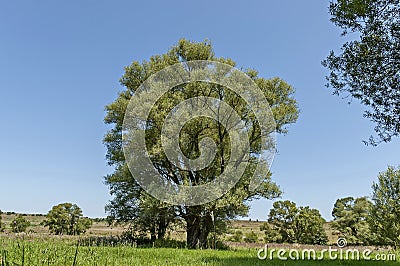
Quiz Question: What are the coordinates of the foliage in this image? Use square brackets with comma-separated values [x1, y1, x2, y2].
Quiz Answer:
[260, 222, 282, 243]
[41, 203, 92, 235]
[76, 217, 93, 235]
[244, 231, 258, 243]
[0, 210, 4, 232]
[104, 162, 176, 243]
[267, 200, 298, 243]
[207, 235, 230, 250]
[294, 207, 328, 245]
[228, 230, 243, 242]
[331, 196, 372, 245]
[10, 215, 30, 233]
[264, 200, 328, 245]
[104, 38, 299, 248]
[368, 166, 400, 248]
[322, 0, 400, 145]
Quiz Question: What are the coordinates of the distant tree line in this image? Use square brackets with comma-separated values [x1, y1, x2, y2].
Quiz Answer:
[1, 166, 399, 249]
[331, 166, 400, 248]
[0, 211, 31, 233]
[259, 166, 400, 248]
[0, 203, 92, 235]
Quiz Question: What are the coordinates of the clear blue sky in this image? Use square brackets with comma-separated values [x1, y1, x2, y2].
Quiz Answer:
[1, 0, 399, 220]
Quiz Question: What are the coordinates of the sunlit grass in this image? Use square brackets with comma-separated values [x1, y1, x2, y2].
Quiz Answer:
[0, 236, 398, 265]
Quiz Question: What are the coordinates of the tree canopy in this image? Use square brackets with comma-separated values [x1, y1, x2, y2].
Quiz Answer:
[42, 203, 92, 235]
[104, 39, 299, 248]
[262, 200, 327, 245]
[331, 196, 372, 245]
[368, 166, 400, 248]
[322, 0, 400, 144]
[10, 215, 30, 233]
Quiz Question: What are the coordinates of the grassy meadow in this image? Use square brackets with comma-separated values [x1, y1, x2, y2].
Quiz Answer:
[1, 213, 398, 265]
[1, 236, 399, 266]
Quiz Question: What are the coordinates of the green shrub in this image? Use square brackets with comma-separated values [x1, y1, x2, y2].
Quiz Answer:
[260, 223, 282, 243]
[213, 239, 230, 250]
[228, 230, 243, 242]
[207, 233, 230, 250]
[10, 214, 30, 233]
[244, 231, 258, 243]
[265, 200, 328, 245]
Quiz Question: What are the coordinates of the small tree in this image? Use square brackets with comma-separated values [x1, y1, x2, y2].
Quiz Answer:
[264, 200, 328, 245]
[42, 203, 92, 235]
[267, 200, 298, 243]
[294, 207, 328, 245]
[10, 215, 30, 233]
[331, 196, 372, 245]
[260, 222, 281, 243]
[244, 231, 258, 243]
[369, 166, 400, 248]
[228, 230, 243, 242]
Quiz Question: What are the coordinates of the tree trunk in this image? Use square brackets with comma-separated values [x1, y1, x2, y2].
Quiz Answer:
[150, 224, 156, 243]
[157, 217, 167, 240]
[186, 206, 204, 249]
[186, 214, 200, 249]
[199, 214, 212, 249]
[198, 227, 209, 249]
[185, 207, 213, 249]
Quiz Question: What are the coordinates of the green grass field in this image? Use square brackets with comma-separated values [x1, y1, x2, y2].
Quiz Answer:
[1, 214, 399, 265]
[1, 236, 398, 266]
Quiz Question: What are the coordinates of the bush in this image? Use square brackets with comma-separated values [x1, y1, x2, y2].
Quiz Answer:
[206, 233, 230, 250]
[265, 200, 328, 245]
[209, 239, 229, 250]
[244, 231, 258, 243]
[228, 230, 243, 242]
[260, 223, 282, 243]
[92, 218, 106, 223]
[10, 215, 30, 233]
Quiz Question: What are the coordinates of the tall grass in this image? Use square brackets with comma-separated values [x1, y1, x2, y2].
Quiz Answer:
[0, 236, 399, 265]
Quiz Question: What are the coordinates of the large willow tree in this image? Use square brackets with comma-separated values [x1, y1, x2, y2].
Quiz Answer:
[104, 39, 298, 248]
